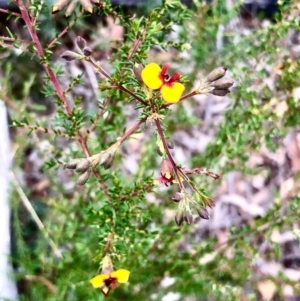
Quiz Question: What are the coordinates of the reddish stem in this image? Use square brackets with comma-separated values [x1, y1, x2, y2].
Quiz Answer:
[47, 9, 85, 50]
[84, 97, 111, 142]
[118, 117, 147, 145]
[13, 0, 111, 195]
[154, 119, 184, 191]
[0, 7, 21, 17]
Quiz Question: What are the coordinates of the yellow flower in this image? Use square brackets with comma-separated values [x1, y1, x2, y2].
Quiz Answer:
[141, 63, 185, 103]
[90, 255, 130, 297]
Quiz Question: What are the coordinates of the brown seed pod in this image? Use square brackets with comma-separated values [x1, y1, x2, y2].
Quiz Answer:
[156, 146, 163, 156]
[80, 0, 93, 13]
[61, 50, 80, 62]
[102, 154, 115, 170]
[175, 211, 184, 226]
[64, 158, 81, 170]
[83, 46, 92, 56]
[172, 192, 184, 203]
[206, 67, 227, 83]
[52, 0, 70, 14]
[212, 78, 234, 89]
[197, 207, 210, 220]
[166, 139, 174, 149]
[77, 169, 91, 186]
[75, 159, 90, 173]
[211, 89, 230, 96]
[65, 0, 76, 17]
[184, 213, 193, 225]
[76, 36, 87, 49]
[98, 152, 111, 166]
[133, 63, 144, 84]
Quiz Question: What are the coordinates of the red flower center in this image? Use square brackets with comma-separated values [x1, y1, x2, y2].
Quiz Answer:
[159, 64, 181, 87]
[158, 174, 174, 187]
[104, 277, 118, 289]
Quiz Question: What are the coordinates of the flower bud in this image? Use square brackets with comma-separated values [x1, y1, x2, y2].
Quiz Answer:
[76, 36, 87, 50]
[102, 154, 115, 170]
[52, 0, 70, 14]
[167, 139, 174, 149]
[197, 207, 210, 220]
[175, 211, 184, 226]
[206, 198, 215, 208]
[65, 1, 76, 17]
[75, 159, 90, 173]
[211, 89, 230, 96]
[157, 146, 163, 156]
[77, 169, 91, 186]
[98, 151, 111, 166]
[83, 46, 92, 57]
[184, 213, 193, 225]
[80, 0, 93, 13]
[101, 254, 114, 275]
[133, 63, 144, 84]
[160, 158, 173, 180]
[157, 139, 174, 156]
[212, 78, 234, 89]
[64, 158, 81, 170]
[172, 192, 184, 202]
[61, 50, 81, 62]
[206, 67, 227, 83]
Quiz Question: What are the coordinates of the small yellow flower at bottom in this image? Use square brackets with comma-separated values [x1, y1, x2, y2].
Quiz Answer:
[90, 269, 130, 297]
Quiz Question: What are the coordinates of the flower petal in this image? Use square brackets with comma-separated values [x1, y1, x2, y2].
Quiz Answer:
[161, 82, 185, 103]
[101, 285, 111, 297]
[90, 274, 109, 288]
[111, 269, 130, 283]
[141, 63, 163, 90]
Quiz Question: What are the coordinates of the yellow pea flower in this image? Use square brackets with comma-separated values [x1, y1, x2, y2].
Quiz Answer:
[141, 63, 185, 103]
[90, 255, 130, 297]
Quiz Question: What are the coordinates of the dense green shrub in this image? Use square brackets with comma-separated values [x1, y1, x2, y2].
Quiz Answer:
[1, 0, 299, 300]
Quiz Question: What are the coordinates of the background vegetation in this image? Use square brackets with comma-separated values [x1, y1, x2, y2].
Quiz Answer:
[0, 0, 300, 300]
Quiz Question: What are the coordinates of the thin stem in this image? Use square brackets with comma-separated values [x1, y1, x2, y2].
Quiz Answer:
[10, 171, 62, 258]
[0, 93, 18, 110]
[177, 169, 215, 207]
[103, 233, 114, 254]
[0, 36, 32, 44]
[14, 0, 72, 114]
[16, 122, 76, 139]
[84, 97, 111, 141]
[13, 0, 111, 197]
[0, 7, 21, 17]
[120, 182, 153, 201]
[118, 117, 147, 145]
[47, 9, 85, 50]
[84, 57, 112, 79]
[24, 275, 57, 293]
[182, 167, 220, 180]
[154, 118, 185, 191]
[127, 31, 145, 62]
[0, 41, 30, 53]
[85, 57, 147, 106]
[30, 0, 44, 27]
[147, 98, 184, 189]
[88, 117, 147, 202]
[115, 85, 148, 106]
